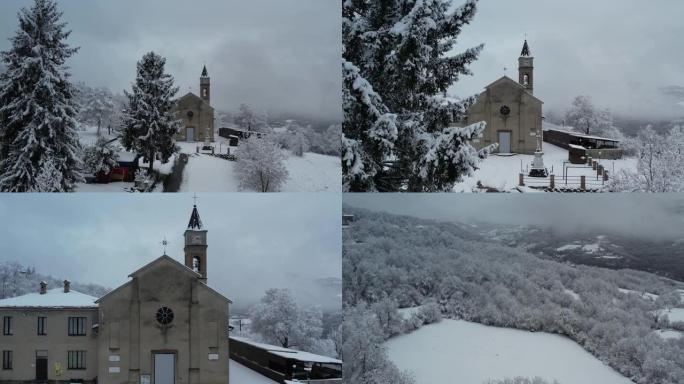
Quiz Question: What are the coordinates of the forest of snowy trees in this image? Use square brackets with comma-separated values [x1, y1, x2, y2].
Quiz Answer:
[233, 288, 340, 359]
[343, 207, 684, 384]
[0, 261, 109, 300]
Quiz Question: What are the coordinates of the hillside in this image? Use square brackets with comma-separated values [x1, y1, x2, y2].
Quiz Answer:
[343, 207, 684, 384]
[0, 261, 110, 300]
[477, 223, 684, 281]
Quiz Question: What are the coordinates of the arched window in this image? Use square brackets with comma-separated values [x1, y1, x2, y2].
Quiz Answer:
[202, 89, 207, 97]
[192, 256, 201, 273]
[523, 74, 529, 86]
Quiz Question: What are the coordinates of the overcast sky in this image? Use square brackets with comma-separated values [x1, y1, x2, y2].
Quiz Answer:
[0, 194, 341, 311]
[344, 194, 684, 241]
[451, 0, 684, 120]
[0, 0, 342, 122]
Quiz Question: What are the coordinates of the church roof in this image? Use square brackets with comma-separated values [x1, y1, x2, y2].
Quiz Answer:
[483, 76, 543, 104]
[201, 65, 209, 77]
[521, 39, 531, 57]
[97, 255, 232, 304]
[0, 288, 98, 309]
[176, 92, 214, 110]
[188, 204, 203, 230]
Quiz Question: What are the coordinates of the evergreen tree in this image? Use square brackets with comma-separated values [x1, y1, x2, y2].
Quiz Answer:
[343, 0, 491, 192]
[121, 52, 179, 175]
[0, 0, 83, 192]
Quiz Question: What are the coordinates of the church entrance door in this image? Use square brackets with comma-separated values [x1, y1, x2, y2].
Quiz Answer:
[186, 127, 195, 142]
[153, 353, 176, 384]
[498, 131, 511, 153]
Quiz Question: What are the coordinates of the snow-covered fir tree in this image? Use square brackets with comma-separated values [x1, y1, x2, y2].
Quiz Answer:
[83, 137, 120, 175]
[121, 52, 180, 175]
[0, 0, 83, 192]
[342, 0, 492, 192]
[235, 136, 289, 192]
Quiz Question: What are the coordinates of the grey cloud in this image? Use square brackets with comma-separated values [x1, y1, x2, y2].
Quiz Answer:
[344, 194, 684, 241]
[450, 0, 684, 120]
[0, 193, 341, 311]
[0, 0, 342, 122]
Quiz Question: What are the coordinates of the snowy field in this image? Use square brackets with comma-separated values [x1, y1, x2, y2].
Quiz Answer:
[177, 143, 341, 192]
[453, 143, 637, 192]
[229, 359, 278, 384]
[386, 320, 634, 384]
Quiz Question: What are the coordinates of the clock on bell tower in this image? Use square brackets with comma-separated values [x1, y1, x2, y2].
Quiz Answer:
[184, 203, 208, 283]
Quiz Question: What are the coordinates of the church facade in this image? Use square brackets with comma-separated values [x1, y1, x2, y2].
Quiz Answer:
[0, 206, 231, 384]
[464, 40, 543, 154]
[174, 66, 215, 143]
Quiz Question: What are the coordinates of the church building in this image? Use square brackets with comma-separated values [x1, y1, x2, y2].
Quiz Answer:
[464, 40, 543, 154]
[0, 205, 231, 384]
[174, 66, 216, 142]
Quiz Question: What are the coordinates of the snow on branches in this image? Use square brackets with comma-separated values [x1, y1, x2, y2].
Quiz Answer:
[342, 0, 487, 191]
[83, 137, 120, 175]
[0, 0, 84, 191]
[235, 136, 289, 192]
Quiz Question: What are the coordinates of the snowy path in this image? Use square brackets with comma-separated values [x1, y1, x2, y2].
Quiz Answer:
[177, 147, 340, 192]
[282, 152, 341, 192]
[179, 154, 240, 192]
[453, 143, 637, 192]
[229, 359, 278, 384]
[386, 319, 634, 384]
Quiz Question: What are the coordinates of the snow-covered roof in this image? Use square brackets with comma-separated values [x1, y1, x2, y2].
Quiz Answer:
[116, 151, 137, 162]
[230, 336, 342, 364]
[0, 288, 98, 309]
[543, 125, 620, 143]
[568, 144, 586, 150]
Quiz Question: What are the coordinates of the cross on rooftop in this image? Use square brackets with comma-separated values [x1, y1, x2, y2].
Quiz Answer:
[161, 236, 169, 255]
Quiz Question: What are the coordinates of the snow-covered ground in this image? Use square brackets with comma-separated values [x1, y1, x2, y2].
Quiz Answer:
[398, 306, 423, 320]
[75, 130, 341, 192]
[229, 359, 278, 384]
[177, 149, 340, 192]
[618, 288, 659, 301]
[654, 329, 683, 340]
[453, 143, 637, 192]
[386, 320, 634, 384]
[665, 308, 684, 322]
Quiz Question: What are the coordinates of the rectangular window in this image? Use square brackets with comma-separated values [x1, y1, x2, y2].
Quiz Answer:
[2, 351, 11, 370]
[37, 317, 47, 335]
[67, 350, 86, 370]
[68, 317, 86, 336]
[2, 317, 11, 335]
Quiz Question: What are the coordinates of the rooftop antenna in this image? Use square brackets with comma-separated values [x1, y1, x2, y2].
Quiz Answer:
[503, 66, 508, 76]
[193, 193, 199, 206]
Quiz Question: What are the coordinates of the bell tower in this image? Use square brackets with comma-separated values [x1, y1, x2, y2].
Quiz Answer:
[518, 39, 534, 94]
[184, 203, 208, 283]
[200, 65, 210, 105]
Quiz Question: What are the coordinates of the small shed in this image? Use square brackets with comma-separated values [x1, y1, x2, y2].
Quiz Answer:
[112, 151, 139, 182]
[568, 144, 587, 164]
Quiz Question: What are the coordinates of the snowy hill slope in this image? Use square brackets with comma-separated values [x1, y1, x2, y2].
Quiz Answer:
[475, 222, 684, 281]
[343, 207, 684, 384]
